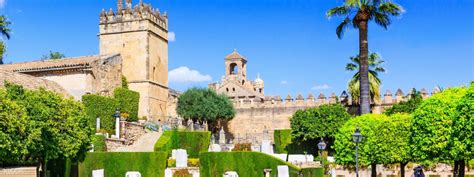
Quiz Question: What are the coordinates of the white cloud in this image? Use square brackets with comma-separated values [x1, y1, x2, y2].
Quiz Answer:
[280, 80, 288, 85]
[168, 31, 176, 42]
[169, 66, 212, 83]
[311, 84, 331, 90]
[0, 0, 6, 8]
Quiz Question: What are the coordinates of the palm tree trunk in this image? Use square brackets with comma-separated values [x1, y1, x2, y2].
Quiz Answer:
[459, 160, 465, 177]
[358, 19, 371, 115]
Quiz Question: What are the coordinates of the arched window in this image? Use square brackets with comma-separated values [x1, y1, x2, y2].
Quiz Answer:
[152, 67, 156, 81]
[233, 88, 236, 92]
[229, 63, 238, 75]
[242, 80, 245, 85]
[226, 88, 229, 92]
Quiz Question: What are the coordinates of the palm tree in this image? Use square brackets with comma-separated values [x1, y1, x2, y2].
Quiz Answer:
[327, 0, 403, 115]
[0, 15, 12, 64]
[346, 53, 385, 105]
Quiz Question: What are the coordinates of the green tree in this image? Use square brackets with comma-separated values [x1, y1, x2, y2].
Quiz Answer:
[3, 83, 93, 177]
[327, 0, 403, 114]
[0, 15, 12, 64]
[384, 88, 423, 115]
[0, 90, 29, 164]
[176, 87, 235, 132]
[290, 104, 351, 152]
[334, 114, 393, 177]
[410, 86, 470, 177]
[346, 53, 385, 104]
[387, 113, 412, 177]
[41, 51, 66, 60]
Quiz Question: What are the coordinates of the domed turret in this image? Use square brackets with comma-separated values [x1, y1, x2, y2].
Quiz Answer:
[254, 73, 264, 94]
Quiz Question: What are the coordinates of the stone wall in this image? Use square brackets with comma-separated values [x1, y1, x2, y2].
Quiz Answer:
[0, 70, 70, 97]
[123, 122, 146, 144]
[226, 88, 438, 143]
[0, 167, 36, 177]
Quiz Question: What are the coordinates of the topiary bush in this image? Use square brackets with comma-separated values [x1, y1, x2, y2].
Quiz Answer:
[187, 158, 200, 167]
[82, 94, 118, 133]
[274, 129, 292, 153]
[154, 130, 211, 158]
[78, 152, 167, 177]
[114, 87, 140, 122]
[199, 152, 315, 177]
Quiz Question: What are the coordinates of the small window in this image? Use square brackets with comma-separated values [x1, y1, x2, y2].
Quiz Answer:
[233, 88, 235, 92]
[226, 88, 229, 92]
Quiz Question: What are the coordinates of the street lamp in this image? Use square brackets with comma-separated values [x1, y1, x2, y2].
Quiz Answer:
[352, 127, 363, 177]
[318, 138, 327, 170]
[114, 109, 121, 138]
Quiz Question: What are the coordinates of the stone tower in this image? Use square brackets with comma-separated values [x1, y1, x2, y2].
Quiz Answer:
[99, 0, 169, 120]
[225, 49, 248, 83]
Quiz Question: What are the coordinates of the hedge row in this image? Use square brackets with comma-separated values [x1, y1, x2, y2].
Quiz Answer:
[154, 130, 211, 158]
[114, 87, 140, 122]
[78, 152, 167, 177]
[82, 88, 140, 132]
[274, 129, 318, 155]
[92, 135, 106, 152]
[200, 152, 323, 177]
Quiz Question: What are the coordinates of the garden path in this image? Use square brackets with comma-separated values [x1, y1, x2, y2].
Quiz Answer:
[113, 131, 162, 152]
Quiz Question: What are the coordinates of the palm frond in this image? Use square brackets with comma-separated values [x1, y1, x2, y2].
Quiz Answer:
[326, 5, 352, 18]
[336, 17, 352, 39]
[379, 2, 403, 16]
[346, 63, 358, 71]
[374, 66, 385, 73]
[374, 11, 390, 29]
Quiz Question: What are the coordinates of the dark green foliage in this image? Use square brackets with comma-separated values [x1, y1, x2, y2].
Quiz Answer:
[121, 75, 129, 89]
[92, 135, 106, 152]
[274, 129, 292, 153]
[384, 88, 423, 115]
[47, 158, 75, 177]
[154, 130, 211, 158]
[273, 129, 318, 155]
[200, 152, 309, 177]
[78, 152, 167, 177]
[82, 94, 118, 133]
[291, 104, 351, 141]
[114, 87, 140, 122]
[177, 88, 235, 131]
[41, 51, 66, 60]
[300, 168, 324, 177]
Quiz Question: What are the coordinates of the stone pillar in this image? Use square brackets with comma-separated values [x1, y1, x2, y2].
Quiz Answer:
[264, 169, 272, 177]
[96, 117, 101, 132]
[219, 128, 226, 144]
[115, 116, 120, 138]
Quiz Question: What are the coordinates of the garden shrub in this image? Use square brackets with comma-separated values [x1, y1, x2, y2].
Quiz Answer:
[173, 169, 191, 177]
[154, 130, 211, 158]
[233, 143, 251, 151]
[113, 87, 140, 122]
[274, 129, 292, 153]
[82, 94, 118, 133]
[167, 159, 176, 167]
[199, 152, 322, 177]
[78, 152, 167, 177]
[300, 168, 324, 177]
[187, 158, 200, 167]
[92, 135, 106, 152]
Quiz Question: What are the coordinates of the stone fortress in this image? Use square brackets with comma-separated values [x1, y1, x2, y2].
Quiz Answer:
[208, 50, 440, 143]
[0, 0, 441, 144]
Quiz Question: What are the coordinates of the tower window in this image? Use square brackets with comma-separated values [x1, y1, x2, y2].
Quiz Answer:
[233, 88, 235, 92]
[242, 80, 245, 85]
[152, 67, 156, 81]
[226, 88, 229, 92]
[229, 63, 238, 75]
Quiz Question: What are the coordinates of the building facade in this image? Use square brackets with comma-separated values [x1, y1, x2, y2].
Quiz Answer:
[0, 0, 170, 121]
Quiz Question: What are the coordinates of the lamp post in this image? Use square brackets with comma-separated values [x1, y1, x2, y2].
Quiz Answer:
[352, 127, 363, 177]
[318, 138, 327, 170]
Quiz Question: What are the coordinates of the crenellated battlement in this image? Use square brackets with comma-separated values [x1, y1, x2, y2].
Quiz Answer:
[231, 87, 440, 111]
[99, 0, 168, 34]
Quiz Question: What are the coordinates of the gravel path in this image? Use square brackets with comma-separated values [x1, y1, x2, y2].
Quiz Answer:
[113, 131, 162, 152]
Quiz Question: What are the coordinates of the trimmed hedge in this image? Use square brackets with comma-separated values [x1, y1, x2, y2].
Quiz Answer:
[274, 129, 318, 155]
[274, 129, 292, 153]
[82, 94, 118, 133]
[154, 130, 211, 158]
[114, 87, 140, 122]
[92, 135, 106, 152]
[78, 152, 167, 177]
[200, 152, 321, 177]
[301, 168, 324, 177]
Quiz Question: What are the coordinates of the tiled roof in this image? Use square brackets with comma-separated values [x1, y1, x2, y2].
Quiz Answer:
[0, 54, 119, 73]
[0, 69, 70, 97]
[225, 49, 246, 60]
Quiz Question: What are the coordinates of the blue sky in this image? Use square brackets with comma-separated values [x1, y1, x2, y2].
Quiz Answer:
[1, 0, 473, 97]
